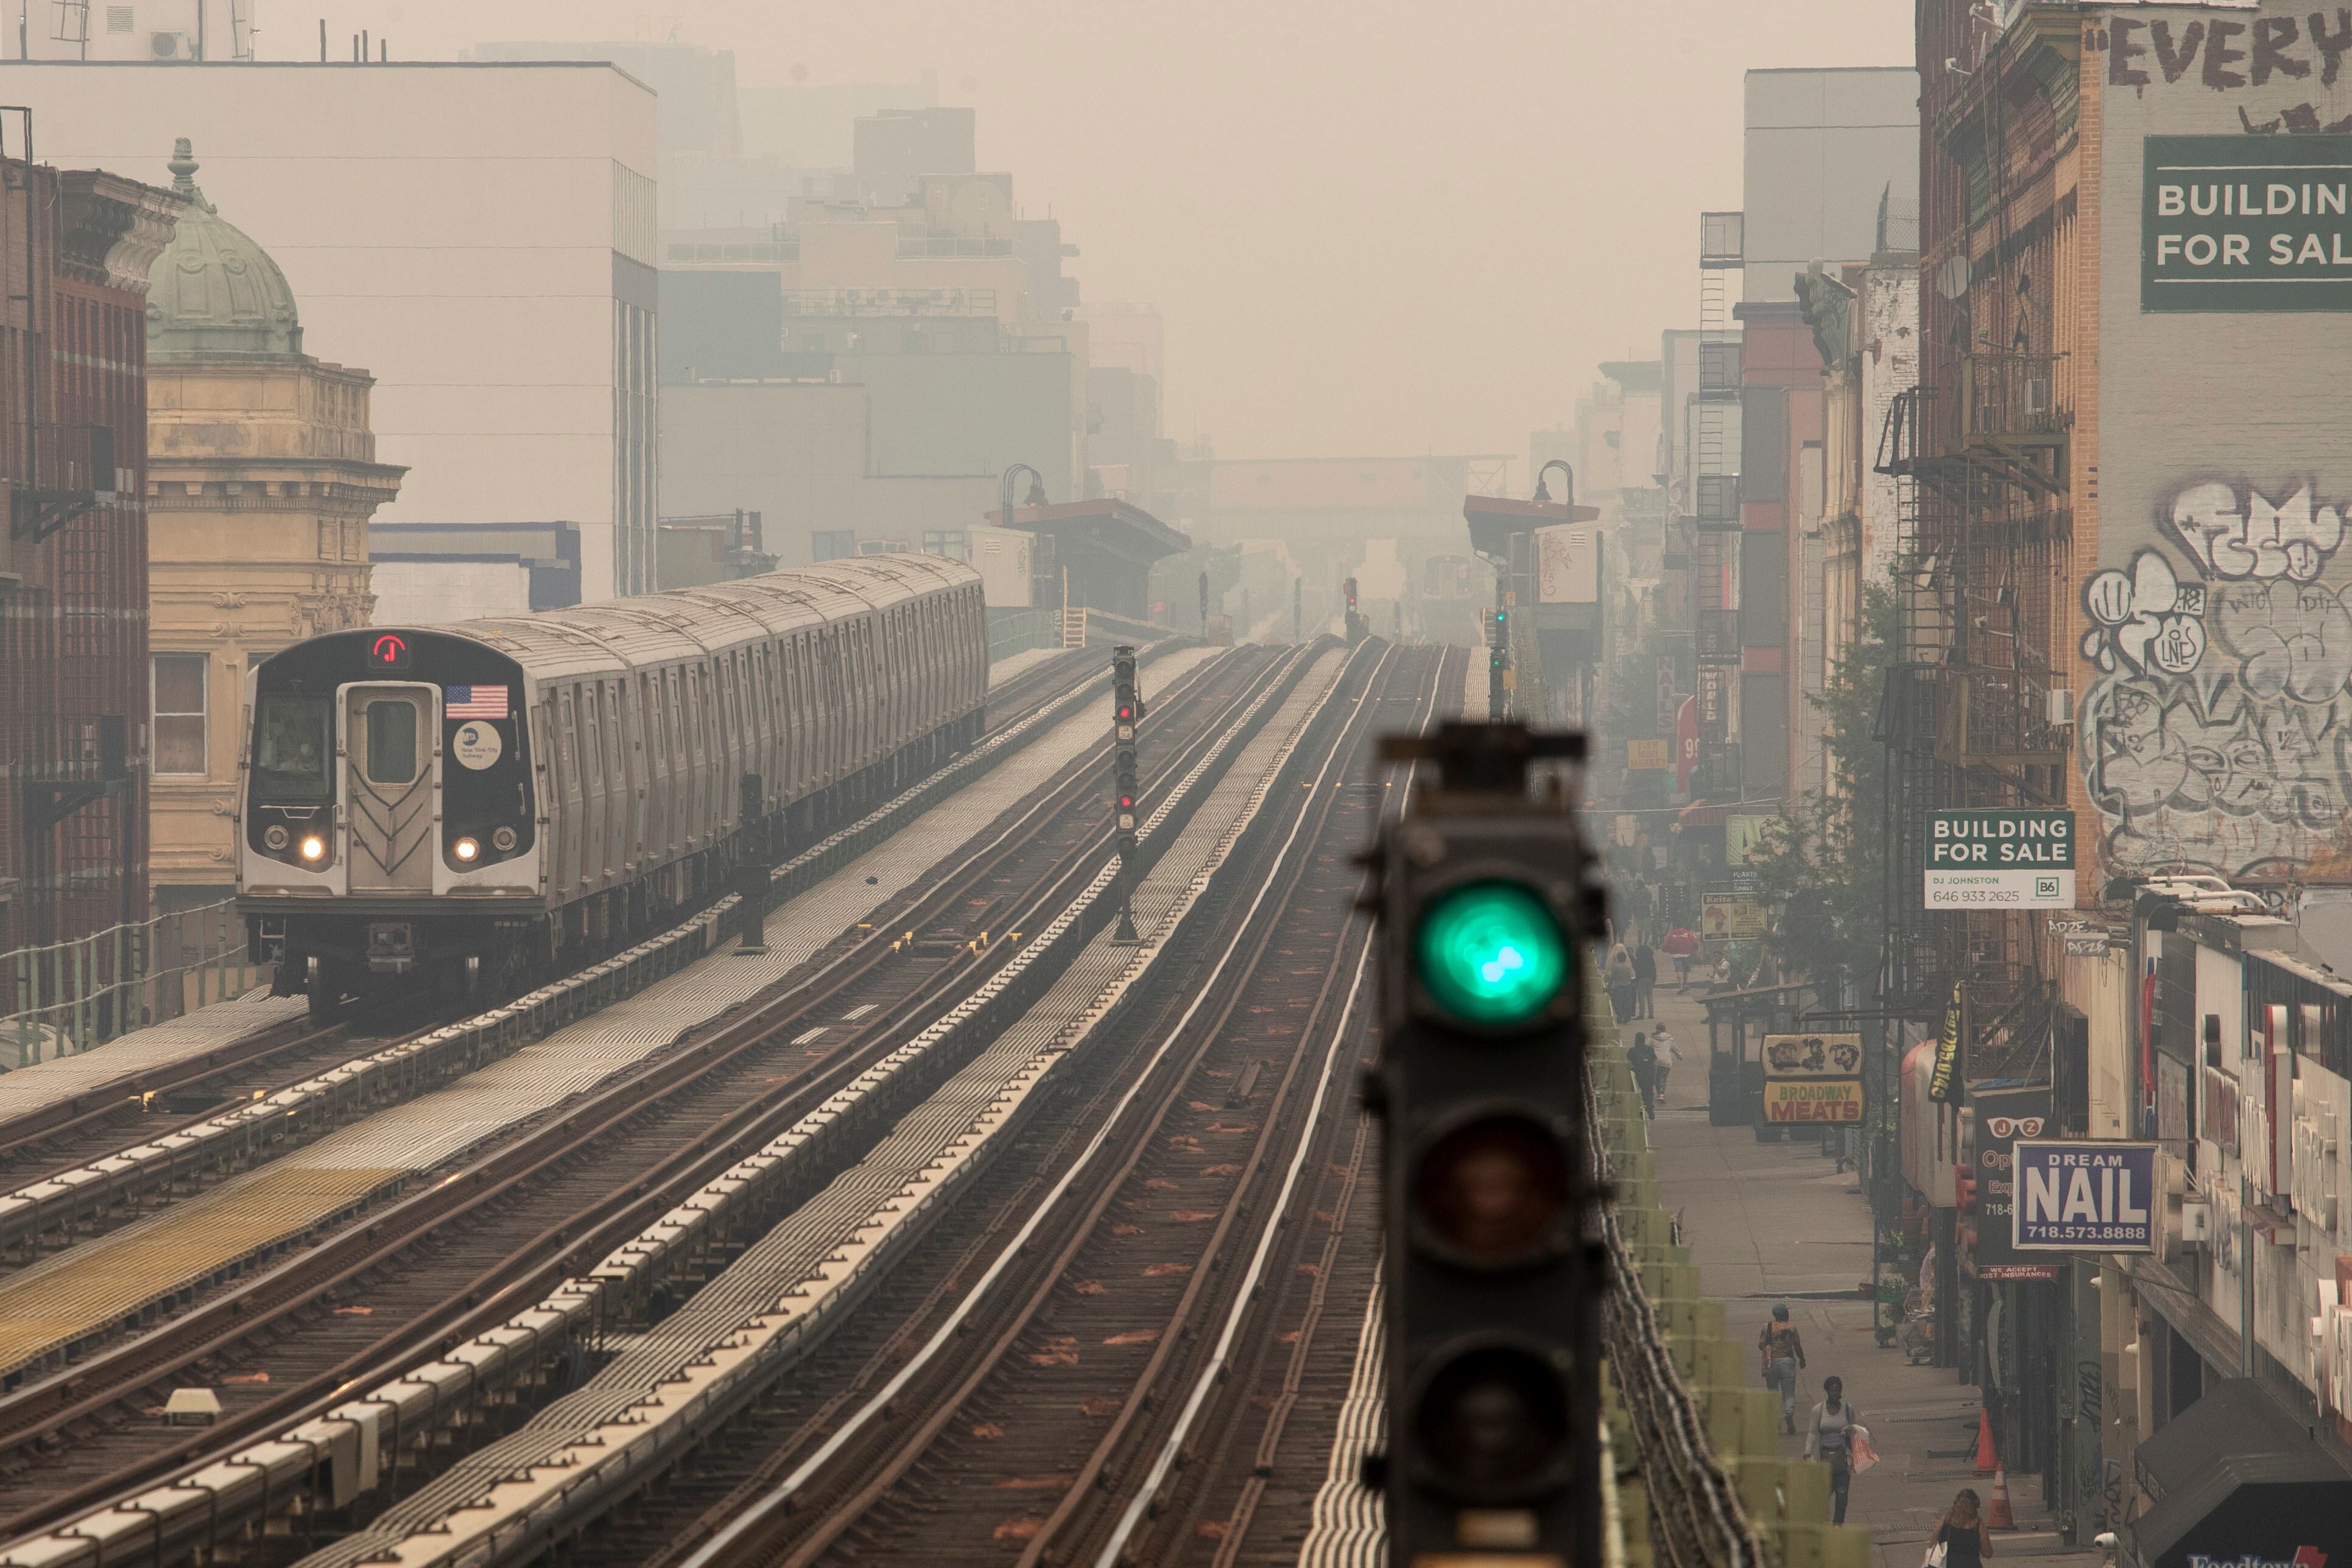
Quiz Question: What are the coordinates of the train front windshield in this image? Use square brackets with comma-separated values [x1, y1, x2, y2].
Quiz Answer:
[255, 695, 333, 801]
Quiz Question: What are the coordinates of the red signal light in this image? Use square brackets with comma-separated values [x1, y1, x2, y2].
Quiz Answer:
[1118, 794, 1135, 810]
[1116, 704, 1134, 721]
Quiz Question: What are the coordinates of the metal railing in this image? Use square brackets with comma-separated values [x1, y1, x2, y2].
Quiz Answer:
[987, 606, 1060, 663]
[4, 897, 259, 1067]
[1061, 606, 1179, 650]
[1959, 352, 2069, 444]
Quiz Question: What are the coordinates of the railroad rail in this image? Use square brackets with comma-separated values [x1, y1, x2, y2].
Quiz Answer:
[0, 639, 1317, 1567]
[0, 640, 1157, 1292]
[0, 645, 1107, 1197]
[0, 641, 1262, 1520]
[580, 644, 1449, 1568]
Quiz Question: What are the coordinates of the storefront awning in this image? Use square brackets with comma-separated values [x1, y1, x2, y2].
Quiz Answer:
[2125, 1379, 2352, 1568]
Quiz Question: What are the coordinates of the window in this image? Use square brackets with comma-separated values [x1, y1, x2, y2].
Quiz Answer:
[365, 700, 419, 783]
[255, 696, 331, 801]
[812, 529, 856, 563]
[152, 653, 207, 775]
[922, 529, 968, 561]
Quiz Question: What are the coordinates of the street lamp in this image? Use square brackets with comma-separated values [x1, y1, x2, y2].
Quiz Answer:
[1533, 459, 1573, 505]
[999, 463, 1047, 527]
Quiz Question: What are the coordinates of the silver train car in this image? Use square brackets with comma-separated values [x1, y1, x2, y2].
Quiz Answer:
[238, 555, 988, 1016]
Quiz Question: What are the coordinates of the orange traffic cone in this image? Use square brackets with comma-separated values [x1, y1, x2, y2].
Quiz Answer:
[1988, 1464, 2016, 1528]
[1974, 1407, 1997, 1474]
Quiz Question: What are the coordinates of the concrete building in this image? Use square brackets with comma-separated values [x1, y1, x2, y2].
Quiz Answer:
[0, 60, 660, 602]
[1734, 67, 1920, 807]
[23, 0, 253, 61]
[658, 104, 1098, 566]
[657, 379, 1009, 568]
[1741, 68, 1923, 305]
[143, 141, 404, 910]
[367, 523, 582, 622]
[0, 155, 179, 964]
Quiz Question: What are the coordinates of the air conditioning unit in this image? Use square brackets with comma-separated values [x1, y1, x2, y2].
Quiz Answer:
[149, 29, 189, 57]
[2046, 687, 2075, 726]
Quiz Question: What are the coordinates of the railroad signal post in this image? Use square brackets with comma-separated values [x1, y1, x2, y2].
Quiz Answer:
[1111, 644, 1143, 944]
[1365, 720, 1607, 1568]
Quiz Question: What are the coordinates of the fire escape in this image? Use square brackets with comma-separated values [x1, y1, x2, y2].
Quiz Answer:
[1876, 38, 2073, 1024]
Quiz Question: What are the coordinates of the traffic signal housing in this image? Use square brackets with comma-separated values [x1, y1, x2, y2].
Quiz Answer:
[1111, 644, 1140, 843]
[1371, 722, 1601, 1568]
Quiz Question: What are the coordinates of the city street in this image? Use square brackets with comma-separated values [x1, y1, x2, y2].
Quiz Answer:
[1640, 986, 2102, 1568]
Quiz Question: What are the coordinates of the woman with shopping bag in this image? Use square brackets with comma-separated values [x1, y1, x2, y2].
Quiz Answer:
[1924, 1488, 1992, 1568]
[1802, 1376, 1862, 1525]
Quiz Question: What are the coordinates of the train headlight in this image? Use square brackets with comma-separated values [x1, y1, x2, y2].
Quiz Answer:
[453, 836, 481, 862]
[491, 826, 518, 852]
[264, 825, 290, 851]
[298, 835, 326, 862]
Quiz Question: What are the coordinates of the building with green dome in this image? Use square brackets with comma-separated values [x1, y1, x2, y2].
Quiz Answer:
[144, 138, 404, 912]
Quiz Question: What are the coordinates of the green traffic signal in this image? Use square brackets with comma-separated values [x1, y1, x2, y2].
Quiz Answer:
[1414, 879, 1570, 1027]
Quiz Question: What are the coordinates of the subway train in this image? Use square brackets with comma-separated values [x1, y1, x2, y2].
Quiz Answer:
[238, 555, 988, 1018]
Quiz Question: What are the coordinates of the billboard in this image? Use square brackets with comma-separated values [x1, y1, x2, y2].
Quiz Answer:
[1627, 738, 1672, 771]
[2143, 136, 2352, 313]
[2013, 1141, 2159, 1253]
[1970, 1086, 2062, 1278]
[1700, 894, 1766, 941]
[1761, 1032, 1864, 1125]
[1535, 524, 1599, 604]
[1924, 809, 2074, 908]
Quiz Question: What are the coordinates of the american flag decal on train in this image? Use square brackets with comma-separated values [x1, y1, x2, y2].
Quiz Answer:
[444, 686, 507, 719]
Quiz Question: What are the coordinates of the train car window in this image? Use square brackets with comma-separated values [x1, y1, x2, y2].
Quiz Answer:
[255, 695, 333, 801]
[364, 700, 420, 783]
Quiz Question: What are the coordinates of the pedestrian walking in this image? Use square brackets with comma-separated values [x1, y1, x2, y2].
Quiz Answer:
[1651, 1026, 1680, 1106]
[1663, 926, 1699, 990]
[1804, 1375, 1861, 1525]
[1928, 1489, 1993, 1568]
[1606, 941, 1636, 1024]
[1627, 1032, 1658, 1118]
[1632, 940, 1658, 1019]
[1757, 1304, 1806, 1432]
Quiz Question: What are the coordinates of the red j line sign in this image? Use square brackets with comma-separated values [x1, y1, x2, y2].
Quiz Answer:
[1924, 809, 2074, 910]
[2144, 135, 2352, 312]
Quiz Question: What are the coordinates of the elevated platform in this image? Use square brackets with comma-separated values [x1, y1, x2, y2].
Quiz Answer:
[0, 649, 1224, 1382]
[987, 497, 1191, 622]
[0, 647, 1077, 1139]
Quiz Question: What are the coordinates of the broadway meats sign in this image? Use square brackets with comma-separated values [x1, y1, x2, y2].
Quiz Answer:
[1761, 1032, 1864, 1125]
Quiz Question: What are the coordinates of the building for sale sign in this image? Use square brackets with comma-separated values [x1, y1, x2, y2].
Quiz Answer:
[1924, 809, 2075, 909]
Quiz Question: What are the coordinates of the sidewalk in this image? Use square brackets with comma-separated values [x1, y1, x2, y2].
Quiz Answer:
[1632, 985, 2101, 1568]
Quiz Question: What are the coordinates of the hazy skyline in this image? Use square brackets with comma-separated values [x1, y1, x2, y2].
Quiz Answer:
[301, 0, 1913, 466]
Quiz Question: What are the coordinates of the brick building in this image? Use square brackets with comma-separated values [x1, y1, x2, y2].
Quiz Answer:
[0, 147, 180, 962]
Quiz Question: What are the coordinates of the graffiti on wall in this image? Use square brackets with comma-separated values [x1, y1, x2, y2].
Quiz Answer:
[2082, 477, 2352, 874]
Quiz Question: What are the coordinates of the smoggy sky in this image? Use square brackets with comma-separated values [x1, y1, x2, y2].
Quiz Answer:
[300, 1, 1913, 465]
